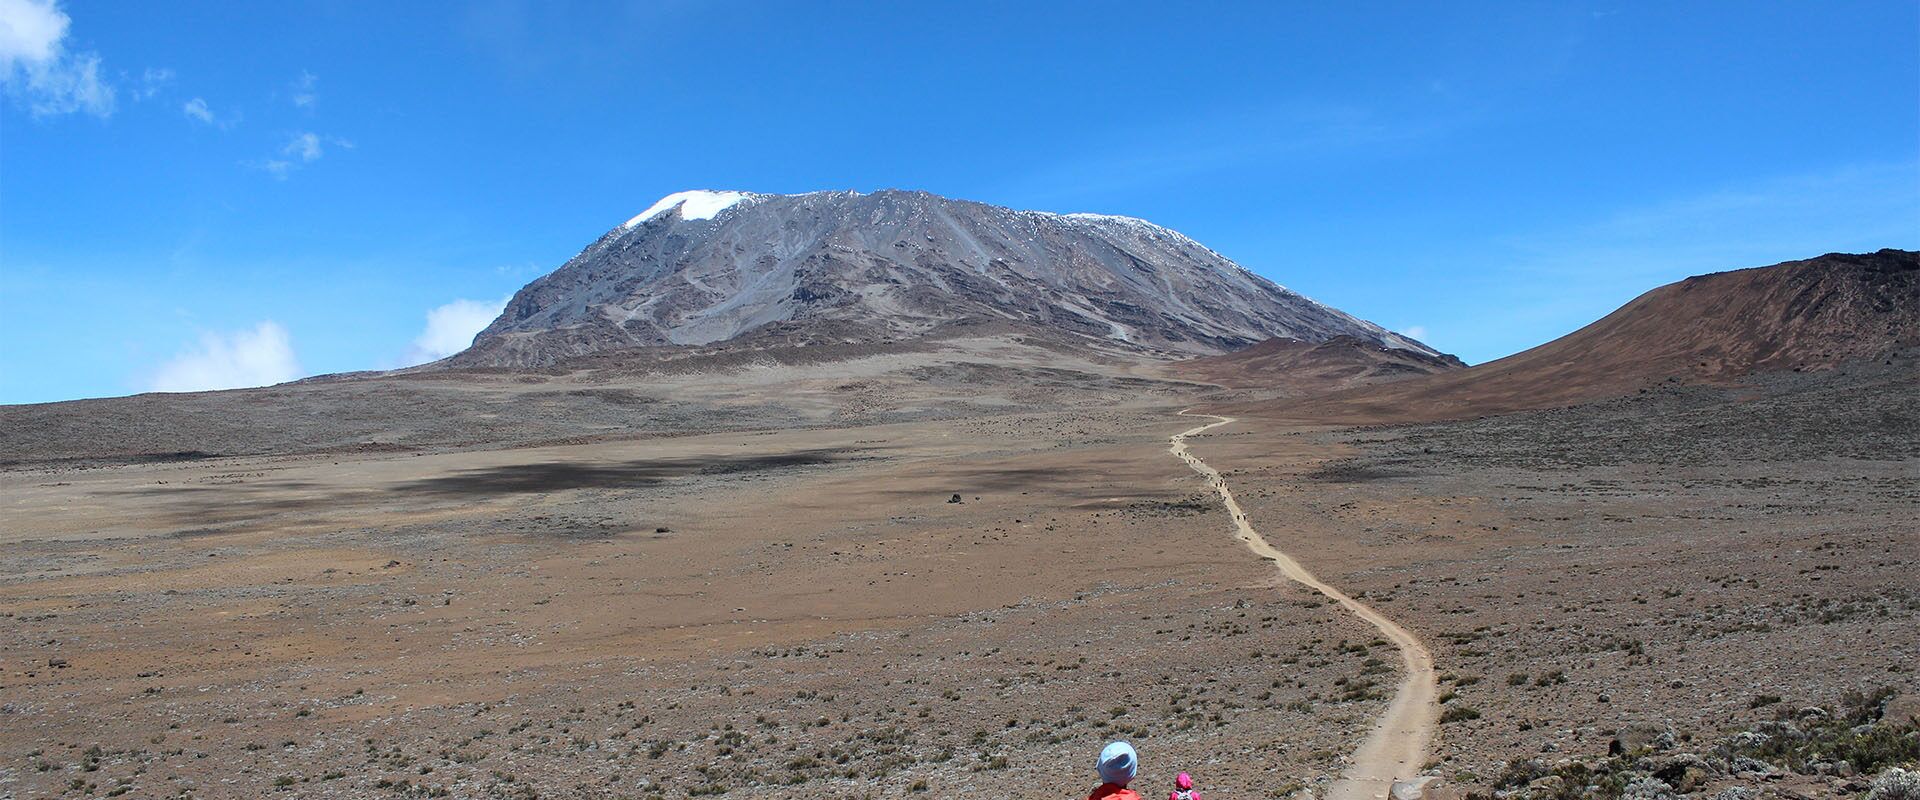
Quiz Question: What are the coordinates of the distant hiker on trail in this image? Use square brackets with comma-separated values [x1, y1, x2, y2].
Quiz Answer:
[1169, 771, 1201, 800]
[1086, 741, 1141, 800]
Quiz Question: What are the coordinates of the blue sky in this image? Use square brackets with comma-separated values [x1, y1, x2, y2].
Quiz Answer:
[2, 1, 1915, 404]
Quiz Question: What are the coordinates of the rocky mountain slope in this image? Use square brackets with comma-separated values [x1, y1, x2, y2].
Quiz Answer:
[1230, 248, 1920, 422]
[456, 190, 1437, 366]
[1170, 335, 1466, 392]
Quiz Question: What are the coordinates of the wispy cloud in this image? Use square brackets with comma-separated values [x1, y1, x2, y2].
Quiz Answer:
[999, 101, 1464, 208]
[1429, 160, 1920, 364]
[0, 0, 114, 118]
[147, 321, 303, 393]
[290, 69, 315, 109]
[286, 130, 323, 161]
[182, 95, 212, 123]
[399, 297, 508, 366]
[1497, 160, 1920, 286]
[249, 131, 351, 179]
[132, 66, 171, 100]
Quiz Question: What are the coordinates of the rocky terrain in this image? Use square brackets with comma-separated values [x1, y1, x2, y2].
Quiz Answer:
[2, 247, 1915, 800]
[1, 409, 1405, 799]
[1190, 353, 1919, 798]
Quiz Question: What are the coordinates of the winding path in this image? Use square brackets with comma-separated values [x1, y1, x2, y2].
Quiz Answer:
[1170, 412, 1439, 800]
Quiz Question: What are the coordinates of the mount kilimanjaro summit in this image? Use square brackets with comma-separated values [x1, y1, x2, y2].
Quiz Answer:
[456, 189, 1440, 367]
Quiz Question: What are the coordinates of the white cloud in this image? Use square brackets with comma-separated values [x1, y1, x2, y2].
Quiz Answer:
[290, 69, 315, 109]
[1399, 325, 1429, 341]
[251, 131, 347, 178]
[401, 297, 507, 366]
[182, 95, 211, 123]
[285, 131, 322, 161]
[133, 65, 170, 99]
[0, 0, 114, 118]
[0, 0, 62, 65]
[148, 321, 303, 393]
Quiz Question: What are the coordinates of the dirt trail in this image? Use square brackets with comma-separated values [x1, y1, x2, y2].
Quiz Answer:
[1171, 412, 1438, 800]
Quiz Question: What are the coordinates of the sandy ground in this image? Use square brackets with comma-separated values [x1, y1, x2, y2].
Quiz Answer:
[3, 355, 1914, 799]
[3, 406, 1399, 799]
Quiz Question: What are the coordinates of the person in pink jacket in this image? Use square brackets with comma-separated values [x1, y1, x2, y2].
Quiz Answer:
[1169, 771, 1201, 800]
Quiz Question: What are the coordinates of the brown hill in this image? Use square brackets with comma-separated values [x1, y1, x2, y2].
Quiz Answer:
[1168, 335, 1465, 392]
[1225, 248, 1919, 423]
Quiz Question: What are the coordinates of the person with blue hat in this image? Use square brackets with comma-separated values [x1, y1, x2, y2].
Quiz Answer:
[1086, 741, 1142, 800]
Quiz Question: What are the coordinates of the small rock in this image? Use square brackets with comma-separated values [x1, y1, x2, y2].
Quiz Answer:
[1389, 776, 1458, 800]
[947, 494, 962, 504]
[1612, 724, 1673, 755]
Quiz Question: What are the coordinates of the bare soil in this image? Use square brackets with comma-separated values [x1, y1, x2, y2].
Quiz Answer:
[2, 338, 1914, 799]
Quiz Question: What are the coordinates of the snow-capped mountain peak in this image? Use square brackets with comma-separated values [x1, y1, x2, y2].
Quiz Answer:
[464, 189, 1442, 366]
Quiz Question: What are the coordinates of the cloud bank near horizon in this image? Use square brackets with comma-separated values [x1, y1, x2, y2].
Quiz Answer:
[400, 297, 507, 367]
[146, 321, 303, 393]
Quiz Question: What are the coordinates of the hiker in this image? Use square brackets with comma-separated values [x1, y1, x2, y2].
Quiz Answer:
[1169, 772, 1201, 800]
[1087, 741, 1141, 800]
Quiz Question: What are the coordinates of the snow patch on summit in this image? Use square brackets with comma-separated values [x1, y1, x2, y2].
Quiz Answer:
[1049, 211, 1253, 276]
[1061, 211, 1156, 226]
[625, 191, 752, 228]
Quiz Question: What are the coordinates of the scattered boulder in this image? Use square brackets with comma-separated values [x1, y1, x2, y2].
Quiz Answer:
[947, 493, 962, 504]
[1621, 776, 1676, 800]
[1729, 756, 1778, 777]
[1869, 767, 1920, 800]
[1654, 753, 1714, 791]
[1883, 693, 1920, 726]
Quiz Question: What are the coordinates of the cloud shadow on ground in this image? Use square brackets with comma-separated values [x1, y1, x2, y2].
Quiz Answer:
[393, 448, 860, 497]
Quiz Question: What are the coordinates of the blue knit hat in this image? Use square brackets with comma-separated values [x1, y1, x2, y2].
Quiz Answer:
[1097, 741, 1137, 785]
